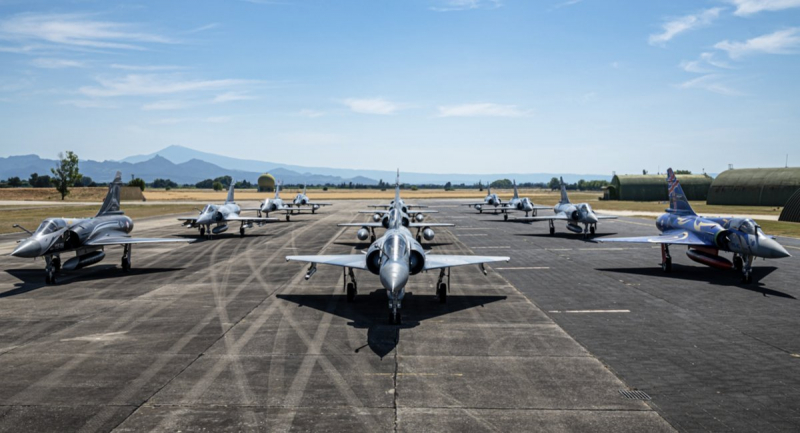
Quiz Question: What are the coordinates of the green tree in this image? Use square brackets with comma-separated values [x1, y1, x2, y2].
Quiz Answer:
[548, 177, 560, 190]
[212, 181, 224, 191]
[128, 178, 146, 191]
[50, 151, 82, 200]
[490, 179, 513, 189]
[444, 181, 453, 191]
[7, 176, 22, 187]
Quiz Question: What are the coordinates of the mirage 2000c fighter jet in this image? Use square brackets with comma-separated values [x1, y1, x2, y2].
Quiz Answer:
[247, 182, 322, 221]
[179, 182, 278, 238]
[463, 186, 502, 214]
[510, 177, 617, 237]
[600, 168, 790, 283]
[287, 172, 509, 324]
[10, 172, 195, 284]
[292, 185, 332, 212]
[346, 193, 450, 243]
[496, 179, 551, 220]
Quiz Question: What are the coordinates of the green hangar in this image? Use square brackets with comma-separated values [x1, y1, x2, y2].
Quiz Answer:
[707, 167, 800, 206]
[605, 174, 713, 201]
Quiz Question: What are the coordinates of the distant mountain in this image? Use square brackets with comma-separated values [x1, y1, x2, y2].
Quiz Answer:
[0, 154, 377, 185]
[121, 145, 610, 184]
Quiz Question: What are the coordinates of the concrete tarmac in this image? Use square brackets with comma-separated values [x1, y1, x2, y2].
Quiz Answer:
[0, 200, 796, 431]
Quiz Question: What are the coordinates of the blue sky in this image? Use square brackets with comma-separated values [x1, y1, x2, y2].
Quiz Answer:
[0, 0, 799, 175]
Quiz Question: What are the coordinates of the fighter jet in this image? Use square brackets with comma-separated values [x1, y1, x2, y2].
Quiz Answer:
[179, 182, 278, 238]
[292, 184, 332, 212]
[10, 172, 194, 284]
[286, 172, 509, 324]
[600, 168, 790, 283]
[510, 177, 617, 237]
[463, 186, 502, 213]
[249, 182, 317, 221]
[497, 179, 550, 220]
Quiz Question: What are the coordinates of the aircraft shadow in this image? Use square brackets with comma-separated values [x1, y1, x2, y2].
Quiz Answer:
[277, 290, 506, 358]
[596, 265, 794, 299]
[173, 233, 275, 241]
[2, 266, 183, 298]
[514, 232, 618, 240]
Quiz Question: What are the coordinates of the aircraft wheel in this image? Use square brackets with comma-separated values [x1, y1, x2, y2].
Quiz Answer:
[45, 272, 54, 285]
[479, 209, 482, 214]
[549, 227, 555, 235]
[504, 214, 508, 221]
[590, 225, 596, 235]
[388, 311, 395, 325]
[52, 257, 61, 272]
[733, 256, 743, 271]
[742, 271, 752, 284]
[438, 283, 447, 304]
[346, 283, 356, 302]
[416, 235, 421, 242]
[199, 227, 205, 236]
[286, 214, 290, 222]
[661, 257, 672, 273]
[122, 257, 131, 272]
[312, 209, 316, 214]
[240, 227, 245, 237]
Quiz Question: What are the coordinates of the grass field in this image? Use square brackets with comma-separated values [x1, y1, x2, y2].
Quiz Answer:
[0, 204, 197, 235]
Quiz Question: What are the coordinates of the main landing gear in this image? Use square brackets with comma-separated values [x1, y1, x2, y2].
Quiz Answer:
[121, 244, 132, 272]
[504, 214, 509, 221]
[549, 220, 555, 235]
[344, 267, 357, 302]
[199, 226, 205, 237]
[590, 224, 596, 235]
[44, 255, 58, 285]
[436, 267, 450, 304]
[660, 244, 672, 273]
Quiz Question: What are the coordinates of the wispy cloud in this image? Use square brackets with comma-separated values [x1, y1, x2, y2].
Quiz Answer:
[680, 52, 732, 73]
[79, 74, 256, 97]
[212, 91, 256, 103]
[727, 0, 800, 16]
[715, 28, 800, 58]
[649, 8, 723, 46]
[677, 74, 741, 96]
[551, 0, 583, 10]
[184, 23, 219, 34]
[110, 63, 183, 71]
[31, 57, 85, 69]
[436, 103, 531, 117]
[342, 98, 403, 115]
[0, 13, 176, 52]
[430, 0, 502, 12]
[59, 99, 116, 109]
[152, 115, 232, 125]
[297, 109, 325, 118]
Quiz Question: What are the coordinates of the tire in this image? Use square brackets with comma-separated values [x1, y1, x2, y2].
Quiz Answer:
[438, 283, 447, 304]
[504, 214, 508, 221]
[286, 214, 290, 221]
[199, 227, 205, 236]
[733, 256, 743, 271]
[240, 227, 245, 237]
[661, 258, 672, 273]
[53, 258, 61, 272]
[346, 283, 356, 302]
[549, 227, 555, 235]
[590, 225, 596, 235]
[388, 311, 395, 325]
[122, 256, 131, 272]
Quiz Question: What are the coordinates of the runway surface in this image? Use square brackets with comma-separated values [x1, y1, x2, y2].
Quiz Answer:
[0, 200, 797, 432]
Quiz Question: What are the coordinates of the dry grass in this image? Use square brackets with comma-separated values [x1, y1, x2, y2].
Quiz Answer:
[0, 204, 197, 235]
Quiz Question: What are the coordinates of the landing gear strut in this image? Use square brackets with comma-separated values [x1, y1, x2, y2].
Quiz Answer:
[741, 255, 754, 284]
[733, 254, 743, 271]
[660, 244, 672, 273]
[240, 223, 245, 237]
[436, 267, 450, 304]
[199, 226, 205, 237]
[504, 214, 508, 221]
[549, 220, 555, 235]
[590, 224, 596, 235]
[44, 255, 57, 285]
[121, 244, 132, 272]
[344, 267, 357, 302]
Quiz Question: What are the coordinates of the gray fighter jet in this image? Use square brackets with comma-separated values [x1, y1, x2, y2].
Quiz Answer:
[179, 182, 278, 238]
[287, 172, 509, 324]
[511, 177, 617, 237]
[10, 172, 194, 284]
[497, 179, 550, 220]
[248, 182, 317, 221]
[463, 186, 502, 213]
[292, 185, 332, 211]
[341, 195, 453, 243]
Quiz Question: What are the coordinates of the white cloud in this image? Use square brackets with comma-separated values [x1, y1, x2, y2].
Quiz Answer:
[436, 103, 531, 118]
[141, 100, 190, 111]
[649, 8, 723, 46]
[59, 99, 116, 108]
[79, 74, 256, 97]
[110, 64, 183, 71]
[212, 91, 256, 103]
[342, 98, 403, 115]
[297, 109, 325, 118]
[185, 23, 219, 34]
[152, 116, 231, 125]
[715, 28, 800, 58]
[727, 0, 800, 16]
[31, 57, 84, 69]
[551, 0, 583, 9]
[430, 0, 502, 12]
[0, 13, 176, 52]
[680, 52, 732, 73]
[678, 74, 741, 96]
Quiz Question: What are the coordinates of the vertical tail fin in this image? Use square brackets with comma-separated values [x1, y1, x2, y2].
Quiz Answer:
[96, 171, 123, 216]
[487, 185, 492, 196]
[275, 181, 281, 199]
[512, 179, 519, 200]
[559, 177, 570, 204]
[226, 180, 235, 204]
[302, 184, 307, 195]
[666, 168, 696, 215]
[394, 169, 401, 205]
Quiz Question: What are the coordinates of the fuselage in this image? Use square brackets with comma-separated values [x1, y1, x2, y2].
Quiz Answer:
[655, 213, 789, 259]
[485, 194, 501, 207]
[196, 203, 241, 226]
[507, 197, 533, 212]
[293, 193, 309, 206]
[11, 215, 134, 258]
[553, 202, 598, 226]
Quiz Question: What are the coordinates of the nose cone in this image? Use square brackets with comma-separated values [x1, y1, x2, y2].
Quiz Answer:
[196, 213, 212, 226]
[11, 239, 41, 258]
[756, 236, 791, 259]
[380, 261, 409, 294]
[584, 211, 598, 224]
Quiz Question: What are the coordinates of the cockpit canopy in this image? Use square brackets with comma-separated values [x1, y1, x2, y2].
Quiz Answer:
[729, 217, 761, 236]
[579, 203, 592, 213]
[34, 218, 65, 236]
[382, 234, 408, 261]
[201, 204, 216, 214]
